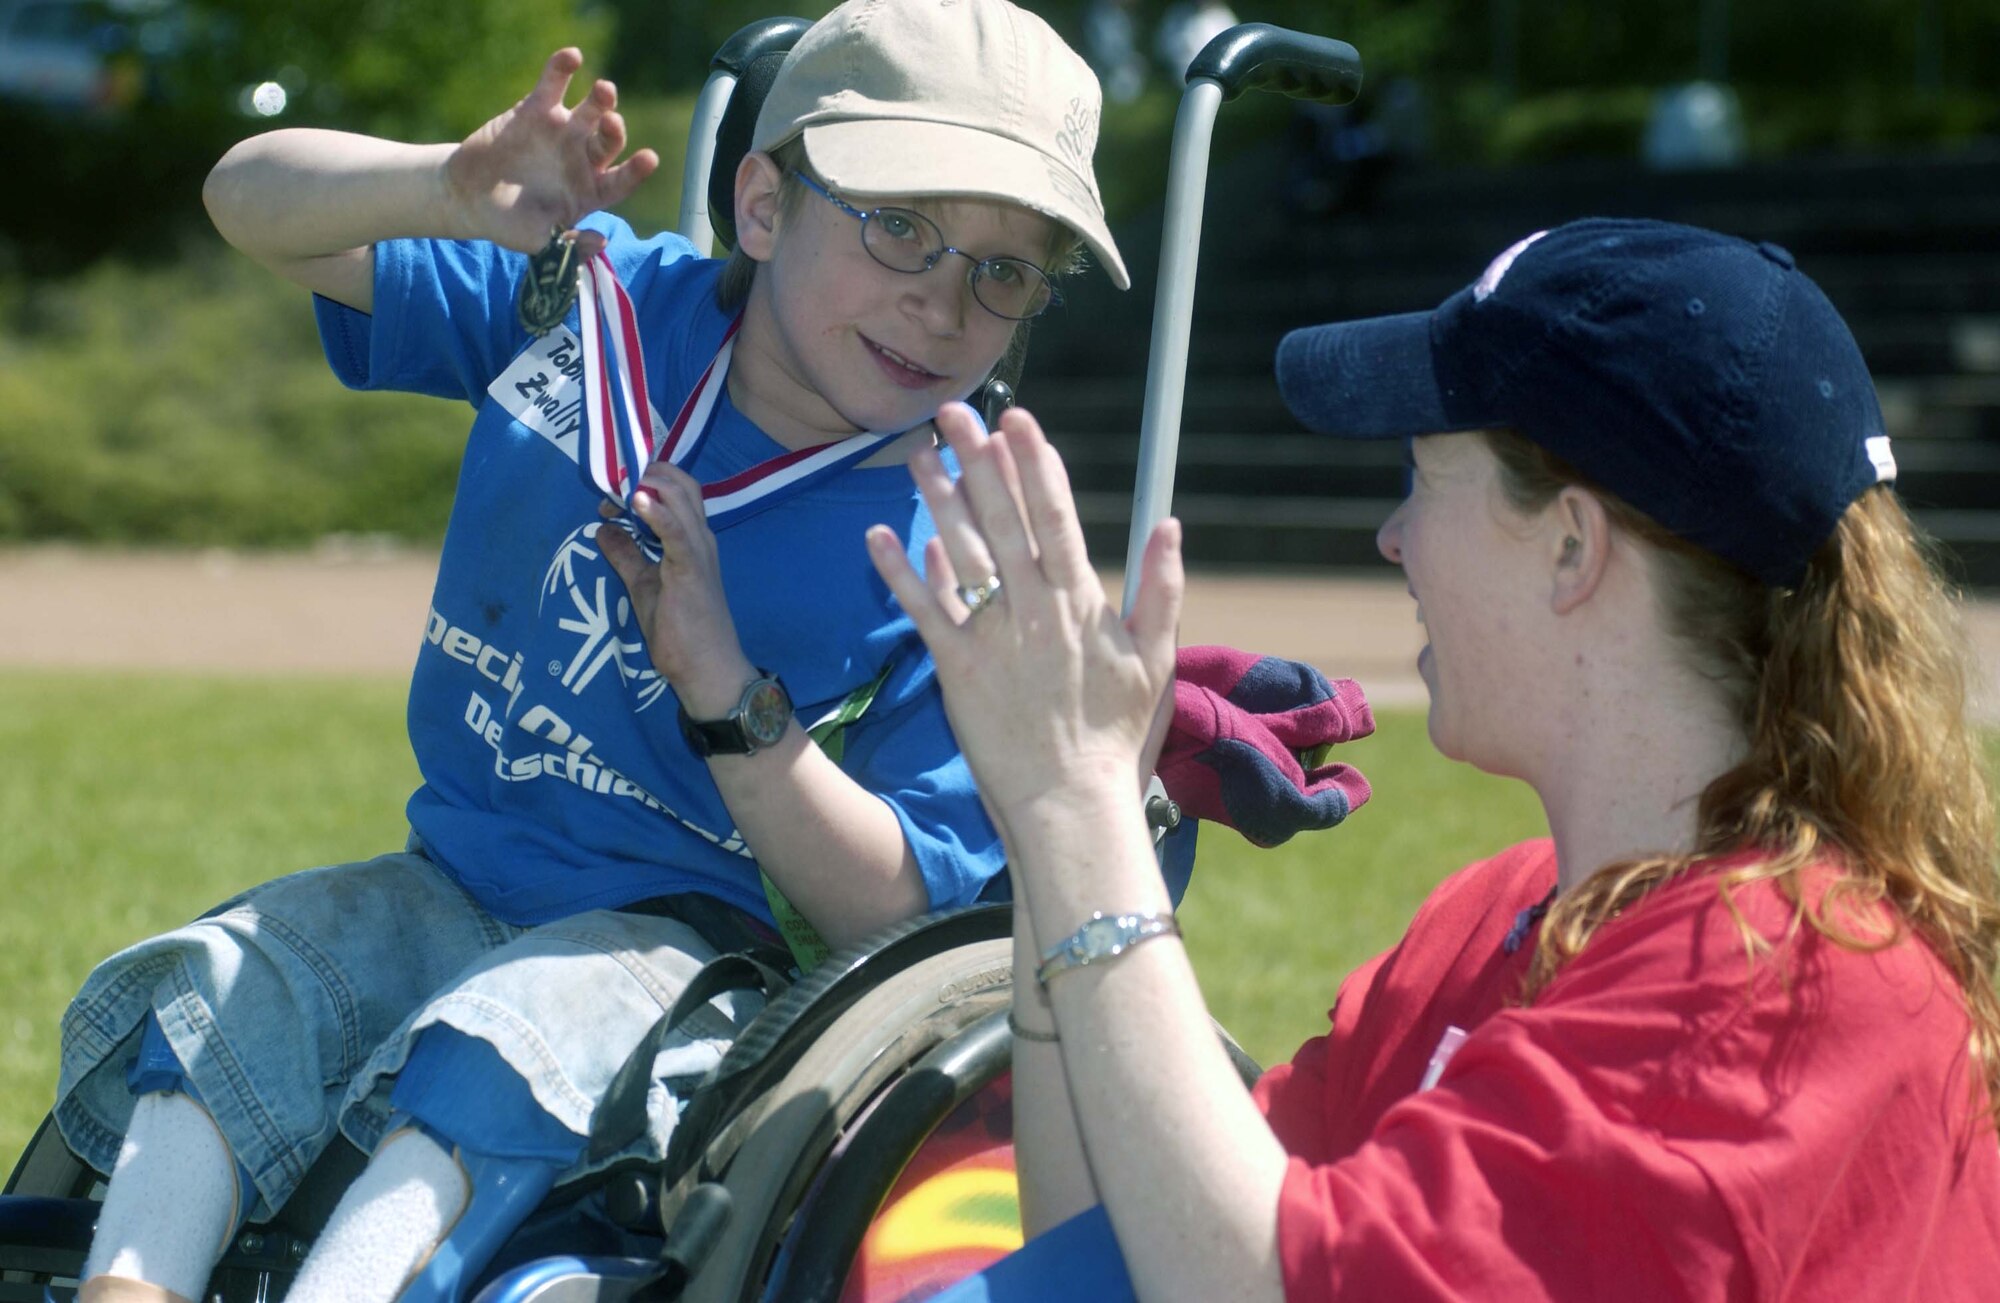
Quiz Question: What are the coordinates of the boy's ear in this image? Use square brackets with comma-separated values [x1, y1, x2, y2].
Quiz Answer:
[735, 152, 784, 263]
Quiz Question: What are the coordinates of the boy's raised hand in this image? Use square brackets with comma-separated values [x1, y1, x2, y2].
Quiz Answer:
[445, 48, 660, 255]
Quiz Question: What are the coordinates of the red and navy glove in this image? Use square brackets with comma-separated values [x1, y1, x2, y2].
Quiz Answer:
[1158, 646, 1374, 848]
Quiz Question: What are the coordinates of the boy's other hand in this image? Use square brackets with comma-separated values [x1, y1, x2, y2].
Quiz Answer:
[445, 48, 660, 254]
[598, 465, 761, 718]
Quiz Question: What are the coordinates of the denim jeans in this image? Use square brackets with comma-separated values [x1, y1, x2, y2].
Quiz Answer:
[55, 848, 763, 1222]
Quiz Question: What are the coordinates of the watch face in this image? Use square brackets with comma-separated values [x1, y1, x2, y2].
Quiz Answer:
[1081, 916, 1123, 953]
[743, 679, 792, 746]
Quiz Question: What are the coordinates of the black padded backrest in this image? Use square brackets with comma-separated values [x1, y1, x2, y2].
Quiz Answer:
[706, 18, 812, 252]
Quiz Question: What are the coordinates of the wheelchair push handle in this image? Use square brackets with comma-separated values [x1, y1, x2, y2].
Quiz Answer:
[710, 16, 812, 77]
[1122, 22, 1364, 615]
[1185, 22, 1364, 105]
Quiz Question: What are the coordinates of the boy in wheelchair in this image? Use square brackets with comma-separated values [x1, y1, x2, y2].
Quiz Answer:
[56, 2, 1130, 1298]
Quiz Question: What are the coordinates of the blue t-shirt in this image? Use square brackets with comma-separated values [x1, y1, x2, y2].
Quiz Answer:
[314, 215, 1003, 926]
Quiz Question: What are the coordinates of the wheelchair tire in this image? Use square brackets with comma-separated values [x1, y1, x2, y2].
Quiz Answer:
[766, 1009, 1014, 1303]
[769, 1012, 1261, 1303]
[676, 937, 1014, 1303]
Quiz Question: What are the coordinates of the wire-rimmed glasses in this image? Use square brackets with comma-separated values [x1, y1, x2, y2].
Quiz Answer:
[794, 173, 1062, 321]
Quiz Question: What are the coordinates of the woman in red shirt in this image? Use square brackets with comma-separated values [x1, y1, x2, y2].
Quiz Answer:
[867, 217, 2000, 1300]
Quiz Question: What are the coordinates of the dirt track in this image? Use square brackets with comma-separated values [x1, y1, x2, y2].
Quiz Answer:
[0, 545, 1432, 701]
[6, 544, 1999, 720]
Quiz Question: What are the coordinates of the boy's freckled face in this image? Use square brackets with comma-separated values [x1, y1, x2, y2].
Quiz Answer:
[759, 189, 1060, 434]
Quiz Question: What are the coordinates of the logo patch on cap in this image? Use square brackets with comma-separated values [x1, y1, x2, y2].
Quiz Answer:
[1866, 435, 1897, 483]
[1474, 230, 1548, 302]
[1054, 97, 1097, 173]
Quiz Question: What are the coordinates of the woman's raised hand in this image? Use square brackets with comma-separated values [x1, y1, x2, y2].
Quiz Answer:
[868, 404, 1184, 821]
[444, 48, 660, 255]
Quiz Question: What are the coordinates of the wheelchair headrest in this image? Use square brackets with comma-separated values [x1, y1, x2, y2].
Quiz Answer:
[706, 18, 812, 252]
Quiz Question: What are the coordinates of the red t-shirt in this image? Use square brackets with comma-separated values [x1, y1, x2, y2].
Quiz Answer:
[1253, 839, 2000, 1301]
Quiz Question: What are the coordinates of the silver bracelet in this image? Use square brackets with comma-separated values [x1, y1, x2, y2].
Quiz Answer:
[1007, 1009, 1060, 1043]
[1035, 910, 1180, 986]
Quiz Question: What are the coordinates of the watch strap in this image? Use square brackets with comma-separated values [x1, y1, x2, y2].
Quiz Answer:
[679, 669, 789, 758]
[679, 707, 748, 758]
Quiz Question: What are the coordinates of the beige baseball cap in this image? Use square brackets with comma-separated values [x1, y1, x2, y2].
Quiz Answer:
[752, 0, 1129, 289]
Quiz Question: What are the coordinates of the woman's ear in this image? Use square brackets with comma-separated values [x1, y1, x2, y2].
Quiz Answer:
[1550, 486, 1612, 616]
[735, 151, 784, 263]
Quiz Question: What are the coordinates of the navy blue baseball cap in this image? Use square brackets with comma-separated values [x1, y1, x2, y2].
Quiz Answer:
[1274, 218, 1897, 587]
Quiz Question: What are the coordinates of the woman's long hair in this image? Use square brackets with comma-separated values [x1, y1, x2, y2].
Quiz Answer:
[1484, 428, 2000, 1124]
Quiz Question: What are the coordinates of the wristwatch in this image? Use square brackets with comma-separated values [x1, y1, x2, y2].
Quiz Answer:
[678, 671, 793, 758]
[1035, 910, 1181, 985]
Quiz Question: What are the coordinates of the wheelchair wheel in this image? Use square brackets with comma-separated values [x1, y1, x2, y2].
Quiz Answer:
[676, 936, 1014, 1302]
[779, 1010, 1017, 1302]
[675, 941, 1260, 1303]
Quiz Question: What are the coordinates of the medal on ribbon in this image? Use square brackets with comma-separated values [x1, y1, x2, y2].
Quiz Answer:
[572, 251, 904, 533]
[518, 227, 584, 337]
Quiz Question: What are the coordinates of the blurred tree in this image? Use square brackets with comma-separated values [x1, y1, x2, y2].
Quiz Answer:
[1267, 0, 2000, 159]
[603, 0, 832, 93]
[7, 0, 2000, 278]
[0, 0, 608, 273]
[172, 0, 609, 139]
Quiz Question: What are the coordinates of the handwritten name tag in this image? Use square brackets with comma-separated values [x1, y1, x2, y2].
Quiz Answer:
[486, 327, 664, 466]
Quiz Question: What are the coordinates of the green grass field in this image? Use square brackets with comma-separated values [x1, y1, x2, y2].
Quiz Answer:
[0, 671, 1546, 1170]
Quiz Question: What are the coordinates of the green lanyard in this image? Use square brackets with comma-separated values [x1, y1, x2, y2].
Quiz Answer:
[756, 656, 900, 972]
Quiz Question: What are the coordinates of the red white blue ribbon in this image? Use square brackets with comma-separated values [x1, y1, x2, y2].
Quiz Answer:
[578, 252, 656, 501]
[577, 253, 902, 532]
